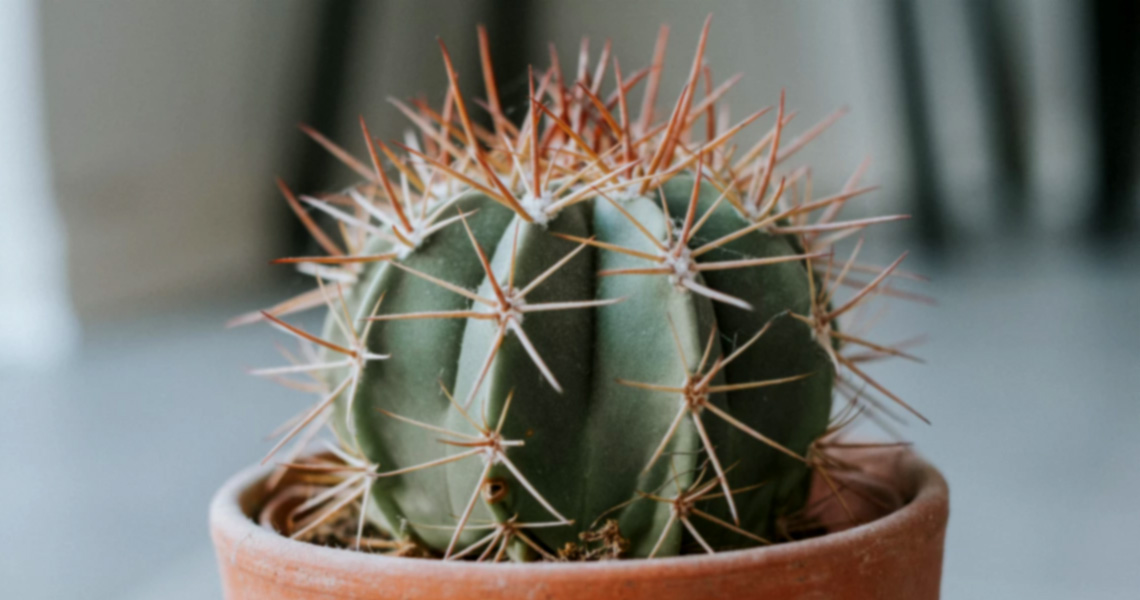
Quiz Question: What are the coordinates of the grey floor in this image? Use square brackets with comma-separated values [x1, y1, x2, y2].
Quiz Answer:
[2, 236, 1137, 599]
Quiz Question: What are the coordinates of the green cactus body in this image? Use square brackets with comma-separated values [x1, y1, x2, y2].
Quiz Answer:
[323, 172, 832, 559]
[248, 22, 918, 563]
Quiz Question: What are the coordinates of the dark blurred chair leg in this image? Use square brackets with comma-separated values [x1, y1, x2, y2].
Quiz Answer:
[888, 0, 948, 249]
[283, 0, 365, 253]
[1089, 0, 1140, 236]
[965, 0, 1029, 230]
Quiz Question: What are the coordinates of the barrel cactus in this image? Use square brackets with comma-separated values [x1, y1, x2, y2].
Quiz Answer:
[239, 18, 923, 561]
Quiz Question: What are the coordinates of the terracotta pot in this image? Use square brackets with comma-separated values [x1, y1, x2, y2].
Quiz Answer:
[210, 448, 948, 599]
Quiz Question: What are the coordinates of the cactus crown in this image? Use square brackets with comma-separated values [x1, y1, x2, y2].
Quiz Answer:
[238, 18, 925, 562]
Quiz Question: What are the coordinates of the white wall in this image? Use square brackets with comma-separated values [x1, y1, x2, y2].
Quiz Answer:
[32, 0, 1105, 325]
[40, 0, 322, 318]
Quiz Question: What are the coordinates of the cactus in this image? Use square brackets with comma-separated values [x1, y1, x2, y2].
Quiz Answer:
[240, 19, 923, 561]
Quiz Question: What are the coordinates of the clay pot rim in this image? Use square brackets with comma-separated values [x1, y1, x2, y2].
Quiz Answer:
[210, 449, 947, 578]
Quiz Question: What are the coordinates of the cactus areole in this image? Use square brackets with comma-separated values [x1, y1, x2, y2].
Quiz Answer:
[241, 18, 924, 562]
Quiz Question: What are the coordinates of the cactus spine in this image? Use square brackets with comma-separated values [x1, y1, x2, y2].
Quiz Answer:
[242, 19, 921, 561]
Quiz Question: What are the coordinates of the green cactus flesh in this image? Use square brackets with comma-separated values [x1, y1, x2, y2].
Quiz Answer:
[245, 23, 921, 562]
[323, 173, 833, 559]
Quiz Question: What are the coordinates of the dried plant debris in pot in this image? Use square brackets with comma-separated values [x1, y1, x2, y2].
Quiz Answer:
[234, 17, 930, 562]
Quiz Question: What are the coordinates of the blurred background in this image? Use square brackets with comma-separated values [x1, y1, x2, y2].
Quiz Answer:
[1, 1, 1136, 598]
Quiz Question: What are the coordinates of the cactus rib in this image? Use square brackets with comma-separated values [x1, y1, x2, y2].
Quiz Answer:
[238, 17, 926, 561]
